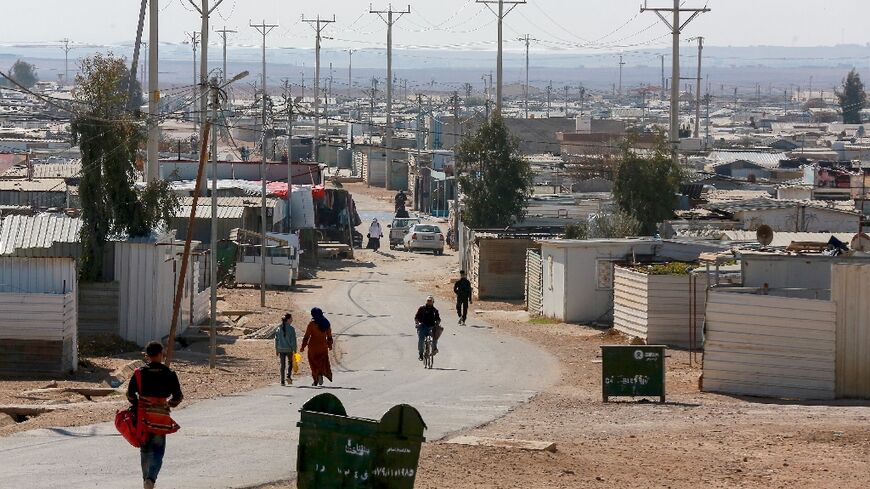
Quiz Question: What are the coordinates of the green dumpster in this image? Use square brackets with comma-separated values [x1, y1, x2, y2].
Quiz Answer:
[601, 345, 666, 403]
[296, 393, 427, 488]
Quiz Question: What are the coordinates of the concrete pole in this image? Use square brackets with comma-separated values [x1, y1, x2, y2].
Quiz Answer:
[694, 37, 704, 139]
[314, 18, 321, 163]
[348, 49, 354, 100]
[147, 3, 159, 183]
[386, 10, 393, 189]
[671, 0, 680, 166]
[209, 80, 218, 369]
[496, 0, 503, 115]
[199, 1, 209, 131]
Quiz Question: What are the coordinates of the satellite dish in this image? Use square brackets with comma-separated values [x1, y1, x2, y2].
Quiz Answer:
[851, 233, 870, 252]
[756, 225, 774, 247]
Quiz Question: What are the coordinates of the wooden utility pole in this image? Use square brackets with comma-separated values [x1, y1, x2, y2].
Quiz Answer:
[250, 20, 278, 307]
[347, 49, 355, 100]
[184, 31, 201, 133]
[147, 0, 159, 183]
[167, 124, 211, 367]
[477, 0, 525, 115]
[642, 0, 710, 166]
[302, 14, 336, 164]
[370, 4, 410, 190]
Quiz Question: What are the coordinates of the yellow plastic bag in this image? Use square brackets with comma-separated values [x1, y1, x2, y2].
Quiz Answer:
[293, 352, 301, 374]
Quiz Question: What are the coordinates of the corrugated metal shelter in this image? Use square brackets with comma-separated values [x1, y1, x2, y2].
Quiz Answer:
[470, 235, 541, 300]
[613, 266, 706, 349]
[115, 241, 209, 346]
[0, 214, 81, 255]
[0, 179, 68, 208]
[832, 264, 870, 398]
[703, 289, 837, 399]
[0, 257, 77, 375]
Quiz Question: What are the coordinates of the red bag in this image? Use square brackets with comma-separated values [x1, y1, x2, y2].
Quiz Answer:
[115, 369, 145, 448]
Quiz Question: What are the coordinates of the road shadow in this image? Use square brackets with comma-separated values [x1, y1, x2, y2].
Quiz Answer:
[717, 394, 870, 408]
[602, 399, 701, 407]
[428, 367, 468, 372]
[338, 333, 413, 338]
[294, 385, 362, 391]
[466, 324, 493, 330]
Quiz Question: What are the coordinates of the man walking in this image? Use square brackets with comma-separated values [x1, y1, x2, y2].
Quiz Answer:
[275, 313, 298, 385]
[127, 341, 183, 489]
[453, 270, 473, 325]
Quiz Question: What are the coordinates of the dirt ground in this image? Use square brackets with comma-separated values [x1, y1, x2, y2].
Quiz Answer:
[0, 289, 310, 437]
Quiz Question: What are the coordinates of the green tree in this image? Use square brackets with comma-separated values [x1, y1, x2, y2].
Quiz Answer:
[455, 116, 533, 228]
[72, 53, 177, 281]
[7, 59, 38, 88]
[612, 134, 682, 235]
[836, 69, 866, 124]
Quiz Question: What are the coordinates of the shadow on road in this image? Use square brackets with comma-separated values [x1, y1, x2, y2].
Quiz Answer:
[294, 385, 362, 391]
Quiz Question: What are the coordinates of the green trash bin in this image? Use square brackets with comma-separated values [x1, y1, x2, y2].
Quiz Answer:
[601, 345, 666, 403]
[297, 393, 427, 489]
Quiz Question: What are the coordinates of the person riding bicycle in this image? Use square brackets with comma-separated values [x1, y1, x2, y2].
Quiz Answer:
[414, 296, 441, 361]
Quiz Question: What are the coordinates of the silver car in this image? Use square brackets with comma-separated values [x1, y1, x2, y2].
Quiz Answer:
[403, 224, 445, 255]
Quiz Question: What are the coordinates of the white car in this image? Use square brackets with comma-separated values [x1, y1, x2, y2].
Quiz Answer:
[403, 224, 445, 255]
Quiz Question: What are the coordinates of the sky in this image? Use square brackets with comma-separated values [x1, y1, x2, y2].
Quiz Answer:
[2, 0, 870, 53]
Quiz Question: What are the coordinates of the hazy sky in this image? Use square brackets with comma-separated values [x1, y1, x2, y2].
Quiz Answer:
[2, 0, 869, 52]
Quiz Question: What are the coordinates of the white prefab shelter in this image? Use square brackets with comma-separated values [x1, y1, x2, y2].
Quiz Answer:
[540, 240, 657, 323]
[703, 289, 837, 400]
[613, 266, 706, 349]
[0, 257, 78, 375]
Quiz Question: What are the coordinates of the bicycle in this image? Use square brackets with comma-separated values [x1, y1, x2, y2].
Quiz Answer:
[422, 333, 434, 369]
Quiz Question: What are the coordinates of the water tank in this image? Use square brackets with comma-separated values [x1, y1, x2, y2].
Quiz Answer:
[337, 148, 353, 169]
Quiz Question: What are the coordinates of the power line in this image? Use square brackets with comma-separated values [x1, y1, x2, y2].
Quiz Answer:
[476, 0, 526, 115]
[302, 14, 336, 164]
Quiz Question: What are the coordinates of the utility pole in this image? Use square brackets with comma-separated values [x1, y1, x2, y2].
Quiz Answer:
[188, 1, 226, 137]
[216, 26, 237, 84]
[250, 19, 278, 308]
[688, 36, 704, 138]
[147, 0, 159, 183]
[642, 0, 710, 166]
[370, 4, 410, 190]
[660, 54, 666, 100]
[283, 79, 294, 232]
[517, 34, 536, 119]
[302, 14, 336, 164]
[618, 54, 626, 98]
[478, 0, 526, 115]
[564, 85, 570, 116]
[185, 31, 201, 133]
[208, 77, 219, 369]
[347, 49, 355, 99]
[59, 39, 73, 86]
[546, 82, 553, 118]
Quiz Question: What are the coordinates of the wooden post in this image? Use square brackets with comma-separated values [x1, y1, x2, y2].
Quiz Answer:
[165, 122, 211, 366]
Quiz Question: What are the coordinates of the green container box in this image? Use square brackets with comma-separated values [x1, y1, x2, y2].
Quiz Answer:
[297, 393, 427, 489]
[601, 345, 666, 403]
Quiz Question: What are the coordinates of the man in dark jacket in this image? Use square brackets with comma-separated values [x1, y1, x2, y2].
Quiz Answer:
[453, 270, 473, 325]
[127, 341, 184, 489]
[414, 296, 441, 360]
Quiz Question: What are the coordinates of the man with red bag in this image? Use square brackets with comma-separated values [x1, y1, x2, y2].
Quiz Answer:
[127, 341, 184, 489]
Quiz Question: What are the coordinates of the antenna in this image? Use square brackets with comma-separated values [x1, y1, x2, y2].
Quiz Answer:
[756, 225, 774, 247]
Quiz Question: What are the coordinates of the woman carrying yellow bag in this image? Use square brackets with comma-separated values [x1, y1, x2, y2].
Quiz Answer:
[275, 313, 298, 386]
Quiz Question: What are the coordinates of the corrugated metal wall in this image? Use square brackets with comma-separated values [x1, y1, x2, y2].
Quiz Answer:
[78, 282, 120, 335]
[832, 264, 870, 399]
[703, 290, 836, 400]
[525, 249, 543, 316]
[613, 267, 706, 349]
[0, 292, 77, 374]
[115, 243, 177, 346]
[0, 257, 76, 294]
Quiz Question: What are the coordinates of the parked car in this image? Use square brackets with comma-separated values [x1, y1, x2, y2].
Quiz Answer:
[403, 224, 445, 255]
[388, 217, 421, 249]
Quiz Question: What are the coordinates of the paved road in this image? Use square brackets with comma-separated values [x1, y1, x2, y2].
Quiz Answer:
[0, 254, 559, 488]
